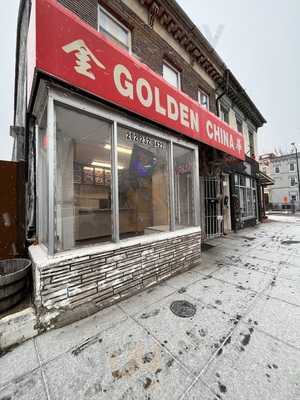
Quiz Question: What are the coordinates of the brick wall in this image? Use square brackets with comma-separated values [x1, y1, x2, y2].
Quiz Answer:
[57, 0, 217, 112]
[57, 0, 98, 28]
[32, 231, 201, 328]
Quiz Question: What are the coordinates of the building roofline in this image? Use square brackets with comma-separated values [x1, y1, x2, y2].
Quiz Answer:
[259, 153, 297, 161]
[142, 0, 266, 128]
[14, 0, 267, 129]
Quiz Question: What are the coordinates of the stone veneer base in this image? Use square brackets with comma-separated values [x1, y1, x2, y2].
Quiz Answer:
[29, 228, 201, 331]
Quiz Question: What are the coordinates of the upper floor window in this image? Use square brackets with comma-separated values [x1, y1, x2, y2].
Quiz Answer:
[249, 131, 255, 158]
[291, 177, 297, 186]
[98, 6, 131, 52]
[275, 166, 280, 173]
[290, 163, 295, 172]
[198, 89, 209, 110]
[220, 105, 229, 124]
[163, 62, 181, 89]
[236, 117, 243, 134]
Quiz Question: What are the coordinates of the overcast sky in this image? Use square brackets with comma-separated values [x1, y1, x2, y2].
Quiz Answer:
[177, 0, 300, 154]
[0, 0, 299, 160]
[0, 1, 19, 161]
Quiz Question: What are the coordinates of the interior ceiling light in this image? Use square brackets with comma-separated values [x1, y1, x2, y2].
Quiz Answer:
[104, 144, 132, 155]
[91, 161, 124, 170]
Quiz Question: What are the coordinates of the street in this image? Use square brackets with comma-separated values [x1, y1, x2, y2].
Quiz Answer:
[1, 215, 300, 400]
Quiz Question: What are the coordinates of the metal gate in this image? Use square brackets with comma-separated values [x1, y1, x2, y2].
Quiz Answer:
[200, 176, 223, 240]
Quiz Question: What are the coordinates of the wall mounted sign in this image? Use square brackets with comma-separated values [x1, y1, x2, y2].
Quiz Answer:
[34, 0, 245, 160]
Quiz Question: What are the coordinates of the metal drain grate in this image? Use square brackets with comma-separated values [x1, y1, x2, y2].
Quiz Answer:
[170, 300, 196, 318]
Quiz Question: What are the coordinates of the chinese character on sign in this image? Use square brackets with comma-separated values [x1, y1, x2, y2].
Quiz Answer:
[235, 138, 242, 154]
[62, 39, 106, 80]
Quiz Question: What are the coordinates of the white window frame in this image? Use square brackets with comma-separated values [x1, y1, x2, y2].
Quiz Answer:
[198, 89, 209, 110]
[35, 85, 200, 256]
[98, 5, 132, 54]
[290, 193, 298, 201]
[162, 61, 181, 90]
[275, 166, 280, 174]
[235, 174, 256, 220]
[290, 163, 295, 172]
[219, 104, 229, 124]
[290, 176, 296, 187]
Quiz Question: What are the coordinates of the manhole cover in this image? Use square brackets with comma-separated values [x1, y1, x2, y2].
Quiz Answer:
[170, 300, 196, 318]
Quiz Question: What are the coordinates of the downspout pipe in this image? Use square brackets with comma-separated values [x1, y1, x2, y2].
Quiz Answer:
[215, 69, 230, 117]
[14, 0, 27, 126]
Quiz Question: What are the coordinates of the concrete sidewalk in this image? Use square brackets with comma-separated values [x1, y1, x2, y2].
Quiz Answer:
[1, 216, 300, 400]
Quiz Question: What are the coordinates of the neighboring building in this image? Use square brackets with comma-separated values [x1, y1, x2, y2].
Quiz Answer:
[259, 153, 300, 210]
[12, 0, 266, 328]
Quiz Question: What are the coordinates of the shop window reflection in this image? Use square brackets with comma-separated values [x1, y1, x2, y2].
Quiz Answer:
[55, 104, 112, 251]
[173, 144, 195, 228]
[117, 126, 170, 237]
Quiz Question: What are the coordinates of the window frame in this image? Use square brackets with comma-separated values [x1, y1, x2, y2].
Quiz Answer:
[162, 61, 181, 90]
[219, 104, 229, 124]
[275, 165, 280, 174]
[98, 5, 132, 53]
[235, 174, 257, 220]
[248, 130, 255, 157]
[198, 89, 210, 110]
[290, 163, 295, 172]
[290, 176, 296, 187]
[236, 116, 243, 134]
[37, 87, 200, 255]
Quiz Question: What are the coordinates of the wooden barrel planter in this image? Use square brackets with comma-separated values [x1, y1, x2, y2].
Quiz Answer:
[0, 259, 31, 313]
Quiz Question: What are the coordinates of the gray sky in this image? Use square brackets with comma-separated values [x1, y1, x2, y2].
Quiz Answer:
[177, 0, 300, 154]
[0, 1, 299, 160]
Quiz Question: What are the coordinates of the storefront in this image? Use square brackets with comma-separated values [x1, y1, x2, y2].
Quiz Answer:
[22, 0, 246, 326]
[36, 86, 200, 254]
[227, 159, 260, 231]
[234, 174, 258, 224]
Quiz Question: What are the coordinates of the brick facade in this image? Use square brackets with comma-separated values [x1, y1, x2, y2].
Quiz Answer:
[57, 0, 98, 28]
[57, 0, 217, 113]
[31, 231, 201, 329]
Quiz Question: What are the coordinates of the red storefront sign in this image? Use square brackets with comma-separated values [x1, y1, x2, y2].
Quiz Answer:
[35, 0, 245, 160]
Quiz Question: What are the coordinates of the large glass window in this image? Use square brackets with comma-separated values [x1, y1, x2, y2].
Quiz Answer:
[173, 144, 195, 228]
[118, 126, 170, 237]
[38, 108, 49, 247]
[235, 174, 257, 220]
[55, 104, 113, 251]
[39, 97, 199, 254]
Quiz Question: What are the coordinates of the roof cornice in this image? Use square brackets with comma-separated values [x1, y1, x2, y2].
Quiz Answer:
[139, 0, 266, 128]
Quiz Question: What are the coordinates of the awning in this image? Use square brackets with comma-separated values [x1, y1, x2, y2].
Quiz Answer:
[256, 171, 274, 186]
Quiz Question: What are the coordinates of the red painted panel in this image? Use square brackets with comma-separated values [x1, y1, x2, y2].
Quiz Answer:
[36, 0, 245, 160]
